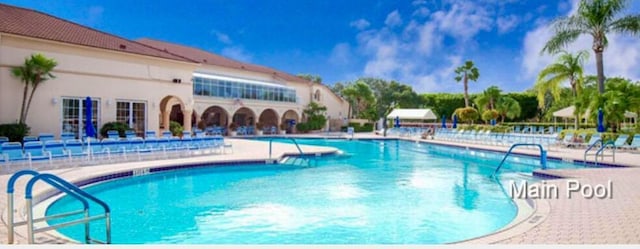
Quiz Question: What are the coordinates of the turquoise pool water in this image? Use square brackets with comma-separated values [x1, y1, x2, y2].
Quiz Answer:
[46, 138, 585, 244]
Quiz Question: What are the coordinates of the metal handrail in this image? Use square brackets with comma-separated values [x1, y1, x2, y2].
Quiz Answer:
[6, 170, 111, 244]
[268, 137, 304, 159]
[594, 140, 616, 165]
[583, 139, 604, 165]
[493, 143, 547, 177]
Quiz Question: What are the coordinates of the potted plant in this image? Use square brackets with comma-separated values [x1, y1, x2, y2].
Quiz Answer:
[255, 122, 264, 136]
[228, 122, 238, 136]
[279, 123, 288, 135]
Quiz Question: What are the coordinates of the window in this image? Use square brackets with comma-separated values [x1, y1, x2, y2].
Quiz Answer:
[192, 76, 297, 103]
[62, 97, 100, 138]
[314, 90, 321, 101]
[116, 100, 147, 136]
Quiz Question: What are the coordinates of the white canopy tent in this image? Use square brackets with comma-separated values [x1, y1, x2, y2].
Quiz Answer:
[387, 108, 438, 120]
[552, 106, 577, 118]
[552, 105, 589, 129]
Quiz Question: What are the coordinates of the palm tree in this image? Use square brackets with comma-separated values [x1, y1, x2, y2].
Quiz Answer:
[534, 50, 589, 108]
[495, 97, 522, 123]
[341, 81, 375, 119]
[454, 60, 480, 107]
[474, 86, 502, 112]
[542, 0, 640, 94]
[11, 54, 58, 124]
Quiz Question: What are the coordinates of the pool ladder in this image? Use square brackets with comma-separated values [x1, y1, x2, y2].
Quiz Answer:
[6, 170, 111, 244]
[268, 137, 305, 159]
[493, 143, 547, 177]
[584, 139, 616, 166]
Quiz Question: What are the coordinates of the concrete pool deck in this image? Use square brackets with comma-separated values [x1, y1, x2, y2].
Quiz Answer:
[1, 134, 639, 244]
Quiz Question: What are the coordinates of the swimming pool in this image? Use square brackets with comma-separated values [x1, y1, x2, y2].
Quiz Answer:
[45, 138, 586, 244]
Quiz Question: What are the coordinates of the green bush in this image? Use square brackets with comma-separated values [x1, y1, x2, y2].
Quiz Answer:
[100, 122, 130, 138]
[481, 109, 499, 122]
[0, 123, 31, 142]
[296, 123, 309, 133]
[170, 121, 183, 137]
[454, 107, 479, 123]
[347, 122, 374, 132]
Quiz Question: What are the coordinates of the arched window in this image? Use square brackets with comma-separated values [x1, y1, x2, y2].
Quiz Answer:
[314, 89, 321, 102]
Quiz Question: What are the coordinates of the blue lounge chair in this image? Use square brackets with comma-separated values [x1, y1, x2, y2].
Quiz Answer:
[102, 139, 128, 160]
[44, 140, 68, 161]
[23, 141, 51, 167]
[2, 142, 27, 164]
[611, 134, 629, 148]
[182, 130, 192, 139]
[0, 136, 8, 143]
[622, 135, 640, 150]
[125, 130, 137, 140]
[107, 130, 120, 139]
[64, 139, 89, 161]
[161, 131, 173, 138]
[23, 136, 38, 142]
[145, 130, 157, 138]
[38, 133, 56, 142]
[125, 137, 148, 160]
[60, 132, 75, 141]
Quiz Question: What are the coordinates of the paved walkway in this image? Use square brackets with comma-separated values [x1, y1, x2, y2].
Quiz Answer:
[1, 134, 639, 244]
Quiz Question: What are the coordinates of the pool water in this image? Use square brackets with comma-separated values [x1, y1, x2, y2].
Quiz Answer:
[46, 139, 585, 244]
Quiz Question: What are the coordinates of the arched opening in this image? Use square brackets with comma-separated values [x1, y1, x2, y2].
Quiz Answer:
[313, 89, 321, 102]
[169, 105, 196, 130]
[159, 95, 187, 132]
[258, 109, 279, 134]
[232, 107, 256, 134]
[200, 106, 229, 133]
[281, 110, 299, 134]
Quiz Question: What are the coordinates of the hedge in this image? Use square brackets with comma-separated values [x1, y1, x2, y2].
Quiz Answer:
[0, 123, 30, 142]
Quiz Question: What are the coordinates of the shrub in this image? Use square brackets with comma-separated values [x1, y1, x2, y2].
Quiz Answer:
[296, 122, 309, 133]
[169, 121, 183, 137]
[481, 109, 499, 122]
[454, 107, 479, 124]
[99, 122, 130, 138]
[0, 123, 30, 142]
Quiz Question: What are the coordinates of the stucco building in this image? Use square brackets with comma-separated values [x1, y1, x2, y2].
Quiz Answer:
[0, 3, 348, 138]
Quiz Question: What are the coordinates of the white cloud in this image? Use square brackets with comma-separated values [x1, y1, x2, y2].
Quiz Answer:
[221, 46, 253, 62]
[520, 0, 640, 83]
[416, 22, 441, 56]
[328, 43, 351, 65]
[385, 10, 403, 27]
[431, 2, 493, 41]
[349, 19, 371, 30]
[412, 0, 427, 6]
[412, 7, 430, 18]
[496, 15, 519, 34]
[211, 30, 232, 45]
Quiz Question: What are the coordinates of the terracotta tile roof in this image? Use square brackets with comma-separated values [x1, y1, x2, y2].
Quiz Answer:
[0, 3, 195, 63]
[138, 38, 310, 83]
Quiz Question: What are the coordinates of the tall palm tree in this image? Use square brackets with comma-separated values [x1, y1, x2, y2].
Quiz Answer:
[474, 85, 502, 111]
[534, 50, 588, 108]
[341, 81, 375, 119]
[11, 54, 58, 124]
[542, 0, 640, 94]
[454, 60, 480, 107]
[495, 97, 522, 123]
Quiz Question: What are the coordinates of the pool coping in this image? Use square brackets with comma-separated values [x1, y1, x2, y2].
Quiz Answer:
[3, 136, 635, 244]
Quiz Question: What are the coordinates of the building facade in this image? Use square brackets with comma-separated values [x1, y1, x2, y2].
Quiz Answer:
[0, 4, 348, 138]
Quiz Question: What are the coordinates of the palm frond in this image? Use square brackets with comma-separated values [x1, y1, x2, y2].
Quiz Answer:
[609, 14, 640, 35]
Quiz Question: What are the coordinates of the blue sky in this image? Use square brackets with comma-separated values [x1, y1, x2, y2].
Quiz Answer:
[4, 0, 640, 94]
